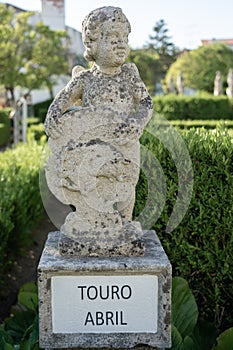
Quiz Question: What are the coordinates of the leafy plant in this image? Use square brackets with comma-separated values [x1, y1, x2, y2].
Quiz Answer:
[1, 282, 39, 350]
[212, 328, 233, 350]
[169, 277, 217, 350]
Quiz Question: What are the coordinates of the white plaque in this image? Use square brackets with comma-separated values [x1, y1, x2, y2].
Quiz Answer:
[51, 275, 158, 333]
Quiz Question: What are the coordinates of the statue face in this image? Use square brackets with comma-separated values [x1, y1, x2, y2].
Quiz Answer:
[95, 21, 129, 69]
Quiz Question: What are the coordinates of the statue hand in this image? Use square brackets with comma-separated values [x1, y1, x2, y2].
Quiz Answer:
[44, 115, 63, 139]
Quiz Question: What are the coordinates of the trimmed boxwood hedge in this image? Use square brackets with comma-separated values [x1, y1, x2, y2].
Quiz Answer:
[170, 119, 233, 129]
[33, 99, 52, 123]
[0, 109, 11, 146]
[153, 94, 233, 120]
[0, 142, 44, 280]
[0, 123, 10, 147]
[134, 121, 233, 332]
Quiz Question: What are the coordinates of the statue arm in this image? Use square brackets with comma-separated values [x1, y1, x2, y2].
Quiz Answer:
[44, 76, 83, 138]
[127, 63, 153, 131]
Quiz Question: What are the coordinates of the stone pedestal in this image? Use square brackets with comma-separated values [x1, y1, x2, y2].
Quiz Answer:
[38, 230, 171, 349]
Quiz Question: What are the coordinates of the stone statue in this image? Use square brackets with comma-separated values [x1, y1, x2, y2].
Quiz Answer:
[226, 68, 233, 98]
[44, 6, 153, 256]
[176, 71, 184, 94]
[214, 71, 222, 96]
[168, 75, 175, 93]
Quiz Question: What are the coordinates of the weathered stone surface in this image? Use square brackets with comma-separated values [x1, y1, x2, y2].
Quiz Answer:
[59, 221, 145, 257]
[38, 230, 171, 349]
[44, 6, 153, 255]
[45, 347, 162, 350]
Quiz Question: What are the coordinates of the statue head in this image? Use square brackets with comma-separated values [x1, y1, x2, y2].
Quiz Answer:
[82, 6, 131, 63]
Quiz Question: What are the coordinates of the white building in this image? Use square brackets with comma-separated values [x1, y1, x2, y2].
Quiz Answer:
[4, 0, 85, 104]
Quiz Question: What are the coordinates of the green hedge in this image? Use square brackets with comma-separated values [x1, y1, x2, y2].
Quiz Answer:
[135, 122, 233, 332]
[153, 95, 233, 120]
[27, 123, 46, 142]
[0, 142, 44, 280]
[170, 119, 233, 129]
[0, 109, 11, 146]
[33, 99, 52, 123]
[27, 117, 40, 126]
[0, 123, 10, 147]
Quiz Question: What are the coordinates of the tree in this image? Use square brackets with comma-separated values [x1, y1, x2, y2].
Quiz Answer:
[24, 22, 69, 99]
[147, 19, 177, 75]
[165, 44, 233, 93]
[148, 19, 176, 55]
[128, 48, 161, 95]
[0, 4, 69, 104]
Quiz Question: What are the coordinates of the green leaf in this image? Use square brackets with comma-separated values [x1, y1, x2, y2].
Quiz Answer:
[18, 292, 38, 312]
[0, 329, 14, 350]
[191, 318, 217, 350]
[168, 324, 183, 350]
[28, 316, 39, 346]
[172, 277, 198, 338]
[19, 282, 37, 294]
[5, 311, 35, 343]
[0, 329, 13, 344]
[181, 336, 196, 350]
[212, 328, 233, 350]
[19, 340, 30, 350]
[2, 342, 14, 350]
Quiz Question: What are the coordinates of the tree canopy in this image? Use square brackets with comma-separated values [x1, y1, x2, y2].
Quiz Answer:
[148, 19, 176, 56]
[0, 4, 69, 104]
[128, 49, 161, 95]
[165, 44, 233, 93]
[146, 19, 177, 77]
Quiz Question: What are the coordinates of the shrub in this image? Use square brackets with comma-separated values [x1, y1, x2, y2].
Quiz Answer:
[135, 122, 233, 331]
[33, 99, 52, 123]
[170, 119, 233, 129]
[27, 123, 46, 143]
[0, 142, 44, 279]
[0, 109, 11, 146]
[27, 117, 41, 126]
[0, 124, 10, 147]
[153, 95, 233, 120]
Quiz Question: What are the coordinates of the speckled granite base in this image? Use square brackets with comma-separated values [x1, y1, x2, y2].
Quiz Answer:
[38, 230, 171, 349]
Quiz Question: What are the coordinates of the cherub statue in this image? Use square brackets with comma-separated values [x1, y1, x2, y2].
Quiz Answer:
[44, 6, 153, 255]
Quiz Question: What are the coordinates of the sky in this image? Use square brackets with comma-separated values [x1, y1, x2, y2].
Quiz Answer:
[1, 0, 233, 50]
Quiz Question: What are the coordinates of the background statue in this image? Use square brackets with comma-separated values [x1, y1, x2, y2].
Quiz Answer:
[214, 70, 222, 96]
[176, 71, 184, 94]
[168, 75, 175, 93]
[44, 6, 153, 255]
[226, 68, 233, 98]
